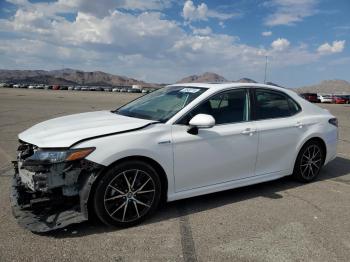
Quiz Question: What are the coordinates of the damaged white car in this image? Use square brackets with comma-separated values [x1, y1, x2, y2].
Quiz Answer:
[11, 83, 338, 232]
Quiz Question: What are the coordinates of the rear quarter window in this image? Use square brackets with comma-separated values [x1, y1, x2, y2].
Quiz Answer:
[255, 89, 301, 120]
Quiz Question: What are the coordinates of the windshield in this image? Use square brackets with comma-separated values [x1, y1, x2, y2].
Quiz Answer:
[115, 86, 207, 122]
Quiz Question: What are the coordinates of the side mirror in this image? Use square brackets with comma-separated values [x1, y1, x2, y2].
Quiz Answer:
[187, 114, 215, 135]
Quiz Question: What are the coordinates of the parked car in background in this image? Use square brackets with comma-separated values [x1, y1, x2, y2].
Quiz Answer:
[318, 94, 333, 103]
[333, 96, 348, 104]
[89, 86, 103, 91]
[74, 86, 82, 91]
[128, 88, 141, 93]
[12, 83, 338, 232]
[300, 93, 319, 103]
[341, 95, 350, 104]
[1, 83, 13, 88]
[68, 86, 75, 90]
[52, 85, 60, 90]
[112, 88, 120, 92]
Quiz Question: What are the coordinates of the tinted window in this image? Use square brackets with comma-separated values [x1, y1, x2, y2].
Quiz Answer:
[255, 90, 297, 120]
[178, 89, 249, 125]
[288, 97, 301, 115]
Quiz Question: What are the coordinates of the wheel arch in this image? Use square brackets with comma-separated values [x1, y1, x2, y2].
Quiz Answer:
[294, 136, 327, 169]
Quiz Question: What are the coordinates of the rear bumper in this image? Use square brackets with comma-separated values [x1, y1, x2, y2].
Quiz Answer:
[324, 129, 338, 165]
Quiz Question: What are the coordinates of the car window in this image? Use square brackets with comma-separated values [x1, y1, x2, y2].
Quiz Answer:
[178, 89, 249, 125]
[255, 89, 298, 120]
[288, 97, 301, 115]
[116, 86, 207, 122]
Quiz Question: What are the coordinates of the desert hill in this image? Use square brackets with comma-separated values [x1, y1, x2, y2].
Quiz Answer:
[0, 69, 158, 87]
[176, 72, 227, 83]
[296, 80, 350, 94]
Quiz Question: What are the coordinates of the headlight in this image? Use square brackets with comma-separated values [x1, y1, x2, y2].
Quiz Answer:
[26, 148, 95, 164]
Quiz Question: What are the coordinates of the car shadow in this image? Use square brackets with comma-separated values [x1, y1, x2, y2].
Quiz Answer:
[46, 156, 350, 238]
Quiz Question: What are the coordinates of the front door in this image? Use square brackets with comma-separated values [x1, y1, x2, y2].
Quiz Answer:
[171, 88, 259, 192]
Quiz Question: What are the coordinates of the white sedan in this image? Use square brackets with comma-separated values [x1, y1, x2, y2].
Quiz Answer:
[12, 83, 338, 231]
[318, 94, 333, 103]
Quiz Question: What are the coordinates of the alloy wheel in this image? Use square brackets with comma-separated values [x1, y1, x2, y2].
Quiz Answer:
[300, 144, 322, 180]
[103, 169, 156, 223]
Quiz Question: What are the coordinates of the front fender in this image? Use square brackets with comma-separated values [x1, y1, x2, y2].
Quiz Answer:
[73, 124, 175, 199]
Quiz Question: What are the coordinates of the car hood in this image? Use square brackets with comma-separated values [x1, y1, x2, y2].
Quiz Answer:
[18, 111, 156, 148]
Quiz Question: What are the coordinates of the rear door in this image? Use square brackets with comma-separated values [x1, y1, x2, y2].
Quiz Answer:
[253, 88, 303, 175]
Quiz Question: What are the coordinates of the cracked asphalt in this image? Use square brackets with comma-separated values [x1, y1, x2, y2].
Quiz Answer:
[0, 88, 349, 261]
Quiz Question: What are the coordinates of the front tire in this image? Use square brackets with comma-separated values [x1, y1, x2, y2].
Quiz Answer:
[292, 141, 325, 182]
[93, 160, 161, 227]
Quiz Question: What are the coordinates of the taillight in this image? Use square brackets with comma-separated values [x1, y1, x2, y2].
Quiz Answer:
[329, 118, 338, 127]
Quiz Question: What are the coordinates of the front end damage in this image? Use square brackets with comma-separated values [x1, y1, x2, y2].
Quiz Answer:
[10, 141, 104, 232]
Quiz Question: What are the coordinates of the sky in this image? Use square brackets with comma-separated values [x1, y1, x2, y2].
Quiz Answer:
[0, 0, 349, 87]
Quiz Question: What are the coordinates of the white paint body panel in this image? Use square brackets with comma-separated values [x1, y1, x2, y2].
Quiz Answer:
[18, 83, 338, 202]
[18, 111, 155, 148]
[254, 115, 305, 176]
[172, 122, 258, 192]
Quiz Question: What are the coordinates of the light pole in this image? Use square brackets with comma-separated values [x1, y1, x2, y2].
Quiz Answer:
[264, 55, 268, 84]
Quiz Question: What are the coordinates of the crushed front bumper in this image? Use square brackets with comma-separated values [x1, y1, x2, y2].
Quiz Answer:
[10, 159, 104, 233]
[10, 174, 86, 233]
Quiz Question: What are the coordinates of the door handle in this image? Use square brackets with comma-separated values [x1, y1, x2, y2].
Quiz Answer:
[241, 128, 257, 136]
[295, 122, 303, 128]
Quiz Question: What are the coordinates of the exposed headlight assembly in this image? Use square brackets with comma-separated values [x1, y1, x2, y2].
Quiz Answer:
[25, 148, 95, 164]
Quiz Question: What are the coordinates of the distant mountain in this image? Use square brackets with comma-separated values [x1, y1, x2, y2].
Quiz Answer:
[296, 80, 350, 94]
[0, 69, 159, 87]
[176, 73, 262, 84]
[177, 72, 227, 83]
[265, 81, 283, 87]
[19, 75, 76, 85]
[236, 78, 257, 83]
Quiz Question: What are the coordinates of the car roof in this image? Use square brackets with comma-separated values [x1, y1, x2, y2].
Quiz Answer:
[169, 82, 287, 92]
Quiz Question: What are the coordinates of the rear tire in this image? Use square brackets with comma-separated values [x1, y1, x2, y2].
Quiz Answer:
[292, 141, 325, 182]
[93, 160, 161, 227]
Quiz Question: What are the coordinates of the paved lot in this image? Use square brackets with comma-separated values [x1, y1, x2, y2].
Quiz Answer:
[0, 88, 350, 261]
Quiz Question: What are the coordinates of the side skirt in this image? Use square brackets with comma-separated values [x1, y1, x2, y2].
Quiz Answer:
[167, 170, 290, 202]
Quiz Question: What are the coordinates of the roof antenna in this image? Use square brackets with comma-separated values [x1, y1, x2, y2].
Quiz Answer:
[264, 55, 268, 84]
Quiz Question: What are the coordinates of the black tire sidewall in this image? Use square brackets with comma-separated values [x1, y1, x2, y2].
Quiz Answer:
[293, 141, 324, 182]
[93, 160, 161, 227]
